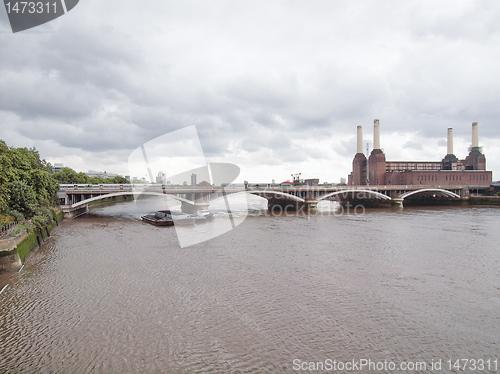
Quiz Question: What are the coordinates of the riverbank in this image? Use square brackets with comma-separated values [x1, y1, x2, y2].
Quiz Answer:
[468, 196, 500, 205]
[0, 209, 63, 275]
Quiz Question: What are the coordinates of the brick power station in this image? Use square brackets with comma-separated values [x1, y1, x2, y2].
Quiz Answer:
[348, 120, 492, 188]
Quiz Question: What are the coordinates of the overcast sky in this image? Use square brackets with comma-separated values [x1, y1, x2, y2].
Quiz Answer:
[1, 0, 499, 183]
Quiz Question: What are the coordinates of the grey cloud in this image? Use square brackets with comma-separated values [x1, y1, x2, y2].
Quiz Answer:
[403, 141, 423, 151]
[1, 0, 500, 180]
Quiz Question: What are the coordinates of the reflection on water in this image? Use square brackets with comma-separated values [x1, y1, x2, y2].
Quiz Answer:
[0, 197, 499, 373]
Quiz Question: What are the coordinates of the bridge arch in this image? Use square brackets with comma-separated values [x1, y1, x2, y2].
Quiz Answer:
[400, 189, 460, 200]
[70, 191, 195, 208]
[318, 189, 392, 201]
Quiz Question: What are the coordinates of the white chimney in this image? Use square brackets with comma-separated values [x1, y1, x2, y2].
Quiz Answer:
[373, 119, 380, 150]
[447, 128, 454, 155]
[357, 126, 363, 154]
[472, 122, 479, 148]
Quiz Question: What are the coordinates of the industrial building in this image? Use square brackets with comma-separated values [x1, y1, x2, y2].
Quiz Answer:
[348, 120, 492, 190]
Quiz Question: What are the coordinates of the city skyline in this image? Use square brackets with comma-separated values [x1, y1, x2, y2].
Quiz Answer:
[1, 1, 500, 183]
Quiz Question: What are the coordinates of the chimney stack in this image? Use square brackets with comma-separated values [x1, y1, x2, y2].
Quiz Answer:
[447, 128, 454, 155]
[373, 119, 380, 150]
[472, 122, 479, 148]
[357, 126, 363, 154]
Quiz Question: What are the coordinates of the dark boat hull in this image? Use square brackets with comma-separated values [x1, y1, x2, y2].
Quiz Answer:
[141, 210, 195, 226]
[141, 215, 174, 226]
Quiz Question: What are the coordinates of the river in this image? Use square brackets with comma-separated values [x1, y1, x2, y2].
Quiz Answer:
[0, 196, 499, 373]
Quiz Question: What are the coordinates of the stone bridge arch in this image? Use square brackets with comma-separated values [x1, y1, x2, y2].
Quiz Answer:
[318, 189, 392, 201]
[400, 189, 460, 200]
[70, 191, 195, 208]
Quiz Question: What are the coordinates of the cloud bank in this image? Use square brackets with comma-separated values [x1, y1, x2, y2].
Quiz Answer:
[1, 0, 499, 182]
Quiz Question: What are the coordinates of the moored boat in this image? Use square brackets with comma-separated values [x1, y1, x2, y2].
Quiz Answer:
[141, 210, 195, 226]
[141, 211, 174, 226]
[167, 210, 196, 226]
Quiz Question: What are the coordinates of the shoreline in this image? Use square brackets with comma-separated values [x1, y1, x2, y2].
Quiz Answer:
[0, 210, 64, 287]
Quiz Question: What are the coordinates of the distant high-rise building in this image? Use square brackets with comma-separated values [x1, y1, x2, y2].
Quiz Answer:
[86, 170, 118, 179]
[52, 163, 64, 174]
[191, 173, 197, 186]
[156, 171, 166, 184]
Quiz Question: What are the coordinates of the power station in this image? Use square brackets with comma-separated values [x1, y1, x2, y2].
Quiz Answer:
[348, 120, 492, 191]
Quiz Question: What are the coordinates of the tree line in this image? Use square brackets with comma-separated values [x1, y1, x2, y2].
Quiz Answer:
[0, 140, 129, 227]
[52, 167, 129, 185]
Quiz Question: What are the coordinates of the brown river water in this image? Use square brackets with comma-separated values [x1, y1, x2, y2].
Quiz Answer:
[0, 196, 499, 373]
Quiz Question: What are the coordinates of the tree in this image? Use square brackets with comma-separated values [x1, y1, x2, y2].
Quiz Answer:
[0, 141, 15, 211]
[111, 175, 129, 184]
[76, 172, 89, 184]
[52, 167, 79, 184]
[0, 140, 61, 215]
[7, 180, 37, 216]
[29, 169, 59, 207]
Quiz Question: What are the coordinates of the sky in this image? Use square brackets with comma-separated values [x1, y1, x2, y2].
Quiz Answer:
[1, 0, 500, 184]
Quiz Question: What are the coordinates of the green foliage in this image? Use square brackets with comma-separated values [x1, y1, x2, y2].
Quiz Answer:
[28, 169, 59, 207]
[5, 208, 25, 222]
[0, 140, 62, 217]
[0, 213, 14, 226]
[0, 140, 15, 211]
[31, 215, 51, 229]
[52, 167, 130, 185]
[9, 223, 30, 237]
[7, 180, 37, 216]
[34, 207, 55, 223]
[48, 208, 58, 221]
[52, 167, 80, 184]
[111, 175, 129, 184]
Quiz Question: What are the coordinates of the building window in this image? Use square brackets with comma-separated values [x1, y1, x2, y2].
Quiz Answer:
[446, 176, 448, 181]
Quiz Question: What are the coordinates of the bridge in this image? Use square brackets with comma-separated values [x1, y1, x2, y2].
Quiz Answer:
[57, 184, 465, 218]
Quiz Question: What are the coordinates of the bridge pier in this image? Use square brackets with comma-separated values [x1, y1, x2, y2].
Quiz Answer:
[61, 205, 88, 219]
[391, 198, 404, 207]
[303, 199, 318, 210]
